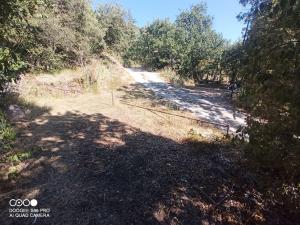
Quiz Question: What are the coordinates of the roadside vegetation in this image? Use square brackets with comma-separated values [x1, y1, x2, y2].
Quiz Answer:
[126, 0, 300, 185]
[0, 0, 299, 224]
[0, 111, 16, 152]
[0, 0, 136, 91]
[125, 5, 227, 84]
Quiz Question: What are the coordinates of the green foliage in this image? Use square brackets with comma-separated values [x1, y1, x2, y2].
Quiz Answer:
[237, 0, 300, 182]
[127, 3, 227, 82]
[0, 1, 139, 91]
[7, 151, 32, 163]
[175, 4, 223, 81]
[0, 110, 16, 151]
[128, 19, 177, 70]
[6, 146, 42, 163]
[221, 42, 244, 82]
[160, 67, 184, 86]
[0, 48, 26, 91]
[0, 0, 37, 91]
[28, 0, 105, 69]
[0, 0, 108, 90]
[96, 3, 138, 54]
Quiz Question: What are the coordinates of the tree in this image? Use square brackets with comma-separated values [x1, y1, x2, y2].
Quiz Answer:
[0, 0, 106, 82]
[96, 3, 137, 54]
[128, 19, 177, 70]
[238, 0, 300, 182]
[0, 0, 38, 91]
[28, 0, 105, 69]
[175, 3, 226, 82]
[221, 42, 244, 83]
[127, 3, 227, 82]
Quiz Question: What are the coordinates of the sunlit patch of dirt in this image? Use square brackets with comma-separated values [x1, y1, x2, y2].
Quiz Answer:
[41, 136, 64, 143]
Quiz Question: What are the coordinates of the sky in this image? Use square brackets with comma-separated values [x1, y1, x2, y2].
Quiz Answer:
[92, 0, 247, 42]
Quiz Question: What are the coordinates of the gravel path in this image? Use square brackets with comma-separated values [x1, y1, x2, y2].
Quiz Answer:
[125, 68, 246, 132]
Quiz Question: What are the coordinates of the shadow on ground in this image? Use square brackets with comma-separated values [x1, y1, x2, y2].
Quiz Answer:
[0, 103, 296, 225]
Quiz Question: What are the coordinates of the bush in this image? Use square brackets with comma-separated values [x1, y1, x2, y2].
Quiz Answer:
[238, 0, 300, 183]
[0, 110, 16, 151]
[127, 4, 227, 82]
[160, 67, 184, 86]
[0, 47, 26, 91]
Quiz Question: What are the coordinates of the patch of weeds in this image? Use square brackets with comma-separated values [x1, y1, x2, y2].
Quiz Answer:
[184, 128, 230, 155]
[6, 146, 43, 164]
[0, 127, 16, 142]
[213, 134, 231, 144]
[0, 110, 16, 150]
[183, 129, 213, 153]
[7, 151, 32, 163]
[160, 67, 184, 86]
[185, 128, 205, 143]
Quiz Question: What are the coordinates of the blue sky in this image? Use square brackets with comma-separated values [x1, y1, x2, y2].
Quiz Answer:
[92, 0, 247, 42]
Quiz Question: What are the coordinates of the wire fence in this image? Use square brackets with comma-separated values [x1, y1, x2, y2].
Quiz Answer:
[119, 100, 230, 134]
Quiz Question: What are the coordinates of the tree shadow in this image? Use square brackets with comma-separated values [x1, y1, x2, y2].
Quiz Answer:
[0, 103, 296, 225]
[0, 93, 51, 120]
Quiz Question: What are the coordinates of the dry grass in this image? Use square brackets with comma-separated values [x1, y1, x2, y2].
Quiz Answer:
[13, 57, 223, 142]
[16, 59, 133, 98]
[25, 91, 223, 143]
[158, 67, 198, 87]
[1, 56, 226, 186]
[2, 57, 224, 184]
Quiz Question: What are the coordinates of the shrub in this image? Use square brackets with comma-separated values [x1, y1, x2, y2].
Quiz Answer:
[0, 47, 26, 92]
[0, 110, 16, 151]
[160, 67, 184, 86]
[238, 0, 300, 183]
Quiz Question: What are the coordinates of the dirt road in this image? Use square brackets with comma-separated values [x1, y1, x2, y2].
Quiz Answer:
[125, 68, 246, 132]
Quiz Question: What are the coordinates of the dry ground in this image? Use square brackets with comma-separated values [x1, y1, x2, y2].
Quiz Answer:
[0, 61, 297, 225]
